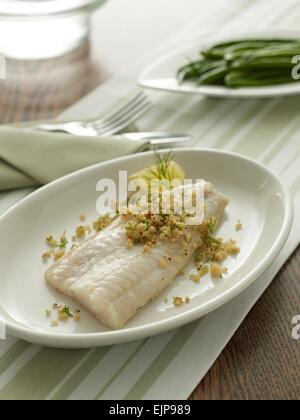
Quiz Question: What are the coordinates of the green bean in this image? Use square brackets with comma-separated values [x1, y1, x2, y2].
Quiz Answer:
[225, 71, 294, 87]
[202, 39, 298, 59]
[241, 45, 300, 59]
[200, 40, 248, 58]
[201, 48, 226, 60]
[177, 60, 209, 82]
[177, 38, 300, 88]
[238, 69, 291, 79]
[231, 56, 294, 70]
[224, 42, 298, 61]
[177, 60, 224, 82]
[198, 64, 229, 85]
[211, 39, 297, 49]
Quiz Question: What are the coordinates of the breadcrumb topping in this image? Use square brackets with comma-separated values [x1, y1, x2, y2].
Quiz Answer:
[42, 214, 114, 263]
[75, 226, 86, 238]
[46, 304, 81, 327]
[159, 257, 168, 268]
[80, 214, 86, 222]
[53, 250, 65, 261]
[173, 296, 190, 306]
[93, 214, 113, 233]
[189, 273, 201, 283]
[46, 236, 57, 247]
[235, 219, 243, 231]
[74, 311, 81, 322]
[194, 236, 240, 280]
[210, 263, 227, 278]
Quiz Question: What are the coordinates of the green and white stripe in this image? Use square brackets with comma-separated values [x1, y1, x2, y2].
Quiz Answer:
[1, 0, 300, 400]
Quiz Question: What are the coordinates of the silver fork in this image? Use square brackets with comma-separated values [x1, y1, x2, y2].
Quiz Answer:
[33, 91, 151, 137]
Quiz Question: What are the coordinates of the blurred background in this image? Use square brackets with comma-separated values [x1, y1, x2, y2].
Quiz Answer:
[0, 0, 203, 122]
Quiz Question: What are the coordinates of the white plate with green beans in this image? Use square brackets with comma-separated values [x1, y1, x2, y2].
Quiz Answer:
[139, 31, 300, 98]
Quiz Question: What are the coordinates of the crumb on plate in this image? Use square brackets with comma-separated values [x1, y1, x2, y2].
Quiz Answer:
[159, 257, 168, 268]
[235, 219, 243, 231]
[74, 310, 81, 322]
[189, 273, 201, 283]
[53, 250, 65, 261]
[173, 296, 190, 307]
[75, 226, 87, 238]
[80, 214, 86, 222]
[210, 263, 227, 278]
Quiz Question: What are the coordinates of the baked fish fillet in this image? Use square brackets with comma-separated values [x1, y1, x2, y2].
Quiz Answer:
[46, 182, 228, 329]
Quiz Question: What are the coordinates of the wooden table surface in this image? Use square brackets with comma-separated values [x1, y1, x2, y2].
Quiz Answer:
[0, 0, 299, 400]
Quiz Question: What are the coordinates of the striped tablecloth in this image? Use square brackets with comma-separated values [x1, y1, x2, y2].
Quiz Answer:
[1, 0, 300, 400]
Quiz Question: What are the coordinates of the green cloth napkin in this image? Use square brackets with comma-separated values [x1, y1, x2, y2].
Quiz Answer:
[0, 124, 145, 191]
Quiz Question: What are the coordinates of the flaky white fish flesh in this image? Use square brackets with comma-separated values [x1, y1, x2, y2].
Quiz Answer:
[45, 182, 228, 329]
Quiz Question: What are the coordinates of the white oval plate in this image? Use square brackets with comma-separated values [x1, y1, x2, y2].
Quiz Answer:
[0, 149, 293, 348]
[139, 30, 300, 98]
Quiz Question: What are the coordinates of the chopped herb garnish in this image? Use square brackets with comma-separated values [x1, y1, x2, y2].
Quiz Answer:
[60, 306, 74, 318]
[206, 217, 219, 233]
[46, 235, 57, 247]
[145, 149, 174, 181]
[59, 232, 68, 249]
[46, 310, 52, 318]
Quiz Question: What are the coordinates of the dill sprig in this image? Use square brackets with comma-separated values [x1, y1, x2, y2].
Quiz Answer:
[200, 217, 221, 246]
[206, 217, 219, 234]
[60, 306, 74, 318]
[59, 231, 68, 249]
[144, 149, 174, 181]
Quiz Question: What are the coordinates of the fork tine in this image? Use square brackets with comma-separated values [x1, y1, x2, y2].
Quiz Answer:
[95, 100, 151, 136]
[94, 101, 151, 136]
[102, 103, 151, 136]
[32, 91, 151, 136]
[92, 92, 150, 132]
[92, 91, 148, 128]
[95, 101, 151, 136]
